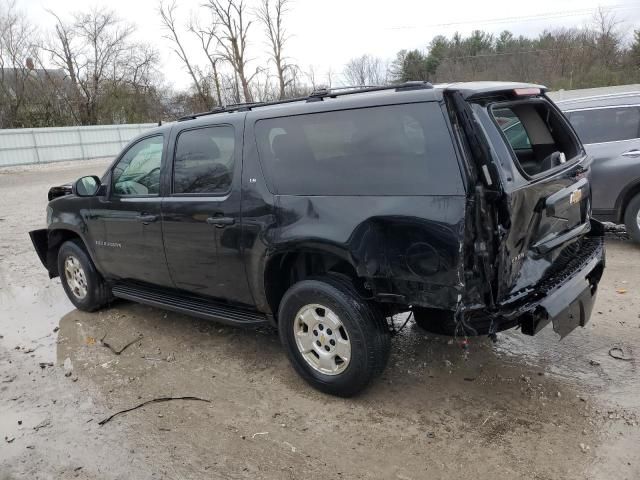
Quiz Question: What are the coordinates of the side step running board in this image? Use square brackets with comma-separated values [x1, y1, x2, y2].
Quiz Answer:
[111, 283, 269, 327]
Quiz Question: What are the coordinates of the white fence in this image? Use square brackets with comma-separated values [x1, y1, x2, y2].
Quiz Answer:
[0, 123, 157, 167]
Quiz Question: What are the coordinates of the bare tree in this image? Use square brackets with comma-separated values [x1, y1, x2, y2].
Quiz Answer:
[159, 1, 208, 106]
[592, 7, 623, 68]
[221, 71, 241, 104]
[41, 10, 85, 124]
[47, 11, 77, 87]
[250, 68, 277, 101]
[286, 65, 311, 97]
[188, 16, 224, 107]
[343, 54, 387, 86]
[0, 0, 40, 127]
[205, 0, 256, 102]
[77, 9, 133, 123]
[305, 64, 317, 90]
[256, 0, 291, 99]
[45, 7, 160, 124]
[325, 66, 334, 88]
[121, 43, 158, 91]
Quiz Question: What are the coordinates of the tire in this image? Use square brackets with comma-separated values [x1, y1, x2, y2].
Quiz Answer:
[57, 240, 112, 312]
[623, 193, 640, 243]
[278, 276, 391, 397]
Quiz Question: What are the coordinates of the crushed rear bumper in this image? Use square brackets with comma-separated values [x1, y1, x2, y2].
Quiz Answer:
[496, 219, 605, 338]
[519, 246, 603, 337]
[503, 226, 605, 338]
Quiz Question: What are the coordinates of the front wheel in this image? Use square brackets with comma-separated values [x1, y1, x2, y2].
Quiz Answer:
[58, 240, 112, 312]
[278, 277, 391, 397]
[623, 193, 640, 243]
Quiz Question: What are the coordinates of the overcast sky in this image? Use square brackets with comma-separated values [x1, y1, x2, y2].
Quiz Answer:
[17, 0, 640, 89]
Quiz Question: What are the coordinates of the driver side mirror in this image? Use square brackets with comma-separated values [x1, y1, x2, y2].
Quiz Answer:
[73, 175, 101, 197]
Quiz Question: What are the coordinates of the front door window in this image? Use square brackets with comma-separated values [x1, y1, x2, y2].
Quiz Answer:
[112, 136, 164, 196]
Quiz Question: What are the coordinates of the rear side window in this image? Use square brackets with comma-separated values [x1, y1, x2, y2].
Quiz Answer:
[254, 103, 462, 196]
[568, 107, 640, 144]
[492, 101, 579, 177]
[173, 126, 235, 194]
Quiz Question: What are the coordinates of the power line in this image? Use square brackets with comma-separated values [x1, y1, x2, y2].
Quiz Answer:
[386, 3, 640, 31]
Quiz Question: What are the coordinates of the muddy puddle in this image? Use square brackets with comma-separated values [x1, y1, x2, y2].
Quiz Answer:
[0, 278, 74, 362]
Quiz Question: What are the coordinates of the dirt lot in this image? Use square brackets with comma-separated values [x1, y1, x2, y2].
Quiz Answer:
[1, 161, 639, 480]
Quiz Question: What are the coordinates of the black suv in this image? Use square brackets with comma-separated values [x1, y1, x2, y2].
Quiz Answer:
[30, 82, 605, 396]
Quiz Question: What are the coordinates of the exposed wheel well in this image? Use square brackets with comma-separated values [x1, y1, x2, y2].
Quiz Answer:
[264, 250, 366, 319]
[47, 230, 84, 277]
[617, 183, 640, 224]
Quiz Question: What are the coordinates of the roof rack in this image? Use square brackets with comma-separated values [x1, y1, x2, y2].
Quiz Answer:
[177, 81, 433, 121]
[308, 81, 433, 100]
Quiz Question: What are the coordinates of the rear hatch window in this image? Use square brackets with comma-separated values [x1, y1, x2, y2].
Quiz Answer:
[492, 100, 580, 177]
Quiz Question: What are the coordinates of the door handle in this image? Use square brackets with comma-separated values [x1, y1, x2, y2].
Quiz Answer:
[135, 214, 158, 223]
[206, 216, 235, 227]
[622, 150, 640, 158]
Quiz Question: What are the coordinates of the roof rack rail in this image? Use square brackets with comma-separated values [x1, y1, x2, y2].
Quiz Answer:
[396, 80, 434, 91]
[178, 107, 225, 122]
[176, 81, 433, 121]
[308, 81, 433, 100]
[177, 97, 307, 121]
[224, 101, 266, 111]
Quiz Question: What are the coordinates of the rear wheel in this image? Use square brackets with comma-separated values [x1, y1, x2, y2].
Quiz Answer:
[58, 240, 112, 311]
[623, 193, 640, 243]
[278, 277, 391, 397]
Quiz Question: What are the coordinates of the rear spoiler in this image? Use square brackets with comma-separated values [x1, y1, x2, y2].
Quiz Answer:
[446, 83, 548, 101]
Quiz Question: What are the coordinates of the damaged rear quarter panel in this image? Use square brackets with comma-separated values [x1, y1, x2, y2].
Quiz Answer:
[270, 194, 467, 309]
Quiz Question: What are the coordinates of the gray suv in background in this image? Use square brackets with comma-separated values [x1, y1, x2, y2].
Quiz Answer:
[550, 87, 640, 242]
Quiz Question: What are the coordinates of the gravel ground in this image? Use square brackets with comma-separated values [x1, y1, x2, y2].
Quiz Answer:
[1, 161, 639, 480]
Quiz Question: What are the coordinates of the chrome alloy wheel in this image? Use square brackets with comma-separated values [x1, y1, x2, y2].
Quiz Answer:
[64, 255, 88, 300]
[636, 208, 640, 231]
[293, 304, 351, 375]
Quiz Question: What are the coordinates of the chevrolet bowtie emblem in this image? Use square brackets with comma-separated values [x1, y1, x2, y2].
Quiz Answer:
[569, 189, 583, 205]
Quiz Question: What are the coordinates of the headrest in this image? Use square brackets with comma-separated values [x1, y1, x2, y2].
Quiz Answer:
[177, 134, 220, 161]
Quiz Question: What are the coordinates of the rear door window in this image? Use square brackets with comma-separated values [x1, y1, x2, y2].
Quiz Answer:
[567, 107, 640, 144]
[173, 126, 235, 194]
[254, 103, 462, 196]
